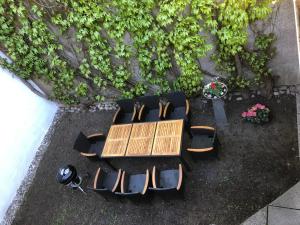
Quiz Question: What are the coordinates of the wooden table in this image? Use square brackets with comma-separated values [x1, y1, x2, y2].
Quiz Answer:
[152, 120, 184, 156]
[126, 122, 157, 156]
[101, 124, 132, 157]
[101, 119, 184, 158]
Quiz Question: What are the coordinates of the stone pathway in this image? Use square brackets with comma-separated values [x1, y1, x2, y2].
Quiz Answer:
[241, 182, 300, 225]
[212, 99, 228, 128]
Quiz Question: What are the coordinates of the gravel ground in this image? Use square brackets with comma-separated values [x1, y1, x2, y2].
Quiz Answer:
[11, 96, 300, 225]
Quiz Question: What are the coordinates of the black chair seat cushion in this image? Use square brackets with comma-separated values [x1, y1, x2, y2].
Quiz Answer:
[96, 170, 119, 191]
[138, 95, 159, 109]
[191, 134, 214, 149]
[166, 91, 186, 108]
[116, 99, 135, 113]
[167, 106, 186, 120]
[73, 132, 91, 153]
[89, 142, 104, 155]
[142, 108, 160, 122]
[158, 170, 179, 189]
[126, 174, 146, 193]
[116, 112, 133, 124]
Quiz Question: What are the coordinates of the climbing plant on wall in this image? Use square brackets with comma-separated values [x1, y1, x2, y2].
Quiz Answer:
[0, 0, 278, 105]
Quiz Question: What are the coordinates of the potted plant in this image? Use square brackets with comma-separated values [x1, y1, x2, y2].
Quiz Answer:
[241, 103, 270, 124]
[203, 81, 228, 99]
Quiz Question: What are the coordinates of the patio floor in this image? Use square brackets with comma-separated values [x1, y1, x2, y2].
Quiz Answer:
[11, 96, 300, 225]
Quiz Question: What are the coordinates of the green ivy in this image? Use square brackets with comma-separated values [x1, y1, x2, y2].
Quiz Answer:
[0, 0, 278, 104]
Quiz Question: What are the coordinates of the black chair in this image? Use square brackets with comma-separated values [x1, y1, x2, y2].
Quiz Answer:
[187, 126, 217, 153]
[149, 164, 183, 192]
[137, 95, 163, 122]
[87, 167, 122, 197]
[113, 99, 137, 124]
[73, 132, 106, 157]
[115, 170, 149, 197]
[163, 91, 190, 121]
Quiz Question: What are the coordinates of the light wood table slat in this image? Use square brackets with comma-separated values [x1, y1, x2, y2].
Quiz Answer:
[101, 124, 132, 157]
[152, 120, 184, 156]
[126, 122, 156, 156]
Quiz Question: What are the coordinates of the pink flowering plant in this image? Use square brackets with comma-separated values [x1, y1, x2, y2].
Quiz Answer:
[241, 103, 270, 124]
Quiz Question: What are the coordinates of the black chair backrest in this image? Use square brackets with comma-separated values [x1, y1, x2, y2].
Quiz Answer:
[73, 132, 91, 152]
[102, 172, 120, 191]
[116, 99, 135, 113]
[137, 95, 160, 109]
[166, 91, 186, 108]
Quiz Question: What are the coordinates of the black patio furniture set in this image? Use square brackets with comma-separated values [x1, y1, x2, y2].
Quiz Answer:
[71, 91, 218, 197]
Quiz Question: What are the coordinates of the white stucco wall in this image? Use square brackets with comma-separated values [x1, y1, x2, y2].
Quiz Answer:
[0, 66, 58, 222]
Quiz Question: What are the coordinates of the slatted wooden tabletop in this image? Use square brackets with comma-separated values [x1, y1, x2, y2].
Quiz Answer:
[101, 119, 184, 158]
[126, 122, 157, 156]
[101, 124, 132, 158]
[152, 120, 184, 156]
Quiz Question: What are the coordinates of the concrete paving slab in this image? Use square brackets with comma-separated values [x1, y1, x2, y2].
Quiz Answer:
[240, 206, 267, 225]
[268, 206, 300, 225]
[270, 182, 300, 209]
[212, 99, 228, 128]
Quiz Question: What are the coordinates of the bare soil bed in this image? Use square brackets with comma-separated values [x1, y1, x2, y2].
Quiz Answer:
[11, 96, 300, 225]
